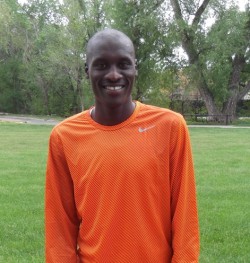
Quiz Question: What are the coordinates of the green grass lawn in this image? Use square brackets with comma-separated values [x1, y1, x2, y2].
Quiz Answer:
[190, 127, 250, 262]
[0, 122, 249, 262]
[0, 123, 52, 263]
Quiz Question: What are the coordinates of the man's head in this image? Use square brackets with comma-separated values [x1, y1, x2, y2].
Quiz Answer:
[86, 29, 135, 65]
[85, 29, 137, 109]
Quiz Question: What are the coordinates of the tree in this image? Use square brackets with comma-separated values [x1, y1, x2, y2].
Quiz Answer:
[0, 0, 30, 113]
[169, 0, 250, 121]
[1, 0, 249, 118]
[19, 0, 71, 115]
[18, 0, 103, 115]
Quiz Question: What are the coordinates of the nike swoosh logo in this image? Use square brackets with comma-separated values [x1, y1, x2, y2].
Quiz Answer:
[138, 125, 155, 133]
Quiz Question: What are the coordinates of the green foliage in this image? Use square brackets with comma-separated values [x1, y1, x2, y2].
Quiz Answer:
[237, 100, 250, 117]
[145, 67, 179, 107]
[0, 58, 27, 113]
[0, 0, 249, 116]
[204, 9, 249, 104]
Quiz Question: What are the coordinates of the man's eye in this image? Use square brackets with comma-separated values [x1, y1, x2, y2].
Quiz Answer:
[119, 62, 131, 69]
[95, 63, 106, 69]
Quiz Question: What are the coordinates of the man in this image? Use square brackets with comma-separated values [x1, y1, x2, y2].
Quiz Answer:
[45, 28, 199, 262]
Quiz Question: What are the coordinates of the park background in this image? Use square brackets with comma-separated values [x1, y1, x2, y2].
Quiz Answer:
[0, 0, 250, 262]
[0, 0, 250, 121]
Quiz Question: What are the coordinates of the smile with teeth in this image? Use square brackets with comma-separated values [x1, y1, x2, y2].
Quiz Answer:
[104, 86, 124, 90]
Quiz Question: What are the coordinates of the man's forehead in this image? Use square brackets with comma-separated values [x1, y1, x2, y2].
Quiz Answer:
[89, 33, 133, 50]
[86, 29, 135, 61]
[89, 29, 131, 43]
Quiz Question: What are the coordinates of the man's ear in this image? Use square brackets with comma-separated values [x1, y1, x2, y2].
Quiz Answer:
[85, 63, 89, 79]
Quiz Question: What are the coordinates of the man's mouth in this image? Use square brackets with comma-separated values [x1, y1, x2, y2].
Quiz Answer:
[103, 86, 124, 91]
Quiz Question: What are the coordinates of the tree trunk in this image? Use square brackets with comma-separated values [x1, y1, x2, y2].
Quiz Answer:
[194, 64, 222, 117]
[37, 76, 51, 115]
[222, 54, 246, 121]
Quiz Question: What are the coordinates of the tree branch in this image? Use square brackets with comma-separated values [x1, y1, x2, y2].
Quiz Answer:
[192, 0, 211, 26]
[170, 0, 183, 21]
[228, 54, 246, 90]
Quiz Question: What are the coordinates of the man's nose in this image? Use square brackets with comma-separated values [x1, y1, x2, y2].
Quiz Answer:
[105, 66, 122, 81]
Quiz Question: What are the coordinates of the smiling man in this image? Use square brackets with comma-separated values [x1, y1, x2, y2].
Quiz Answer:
[86, 29, 137, 125]
[45, 28, 199, 263]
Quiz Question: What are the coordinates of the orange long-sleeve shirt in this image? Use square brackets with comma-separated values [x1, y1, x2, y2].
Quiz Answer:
[45, 101, 199, 262]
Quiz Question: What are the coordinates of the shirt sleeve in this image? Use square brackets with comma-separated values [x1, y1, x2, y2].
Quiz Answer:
[45, 127, 80, 263]
[170, 116, 200, 262]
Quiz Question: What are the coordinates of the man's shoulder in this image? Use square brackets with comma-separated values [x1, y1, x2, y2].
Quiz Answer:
[139, 103, 184, 122]
[51, 110, 89, 135]
[138, 103, 188, 135]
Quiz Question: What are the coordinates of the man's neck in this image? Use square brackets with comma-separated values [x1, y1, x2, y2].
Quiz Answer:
[91, 101, 136, 126]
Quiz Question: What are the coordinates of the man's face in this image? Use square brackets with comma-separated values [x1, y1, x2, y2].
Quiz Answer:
[86, 33, 136, 108]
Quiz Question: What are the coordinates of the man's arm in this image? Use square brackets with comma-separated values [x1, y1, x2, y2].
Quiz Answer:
[170, 117, 200, 262]
[45, 128, 80, 263]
